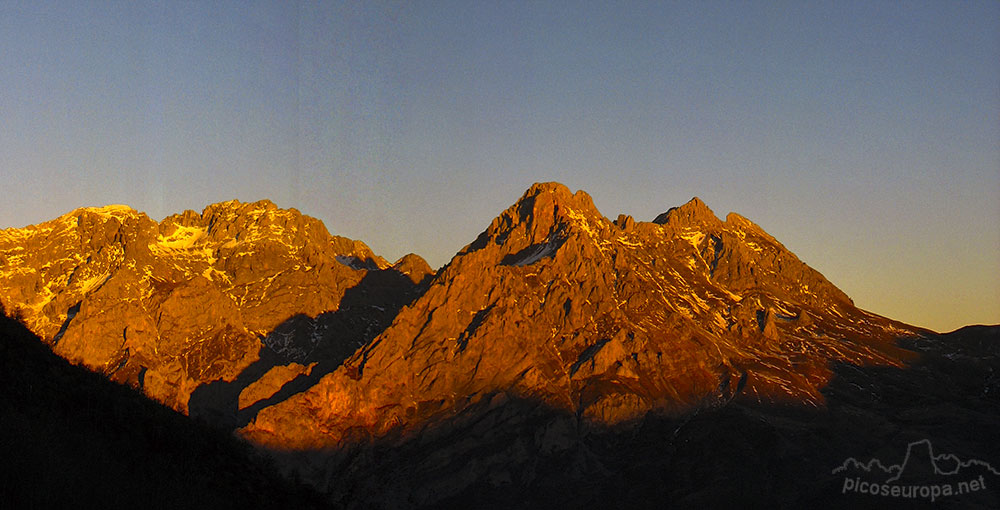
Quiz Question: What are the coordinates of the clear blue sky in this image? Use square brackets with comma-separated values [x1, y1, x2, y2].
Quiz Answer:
[1, 1, 997, 332]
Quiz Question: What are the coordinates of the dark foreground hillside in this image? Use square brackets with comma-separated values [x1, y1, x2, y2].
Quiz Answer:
[0, 304, 325, 510]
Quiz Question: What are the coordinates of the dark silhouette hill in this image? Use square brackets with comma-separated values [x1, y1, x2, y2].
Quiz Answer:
[0, 304, 326, 509]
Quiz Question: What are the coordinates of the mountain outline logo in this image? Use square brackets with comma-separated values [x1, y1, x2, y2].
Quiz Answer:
[833, 439, 999, 502]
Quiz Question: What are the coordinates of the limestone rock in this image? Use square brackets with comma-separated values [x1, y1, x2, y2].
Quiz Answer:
[241, 182, 924, 500]
[392, 253, 435, 285]
[652, 196, 723, 230]
[0, 199, 413, 415]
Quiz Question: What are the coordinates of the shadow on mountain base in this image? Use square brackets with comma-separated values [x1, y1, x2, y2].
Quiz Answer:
[260, 327, 1000, 510]
[0, 304, 327, 510]
[188, 267, 425, 429]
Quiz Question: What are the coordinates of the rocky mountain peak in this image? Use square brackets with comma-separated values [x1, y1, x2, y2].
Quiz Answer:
[508, 182, 602, 233]
[202, 198, 279, 217]
[70, 205, 157, 240]
[330, 236, 390, 270]
[242, 182, 922, 473]
[179, 199, 310, 244]
[61, 204, 154, 238]
[457, 182, 605, 266]
[0, 198, 418, 415]
[652, 196, 722, 230]
[392, 253, 434, 284]
[72, 204, 141, 219]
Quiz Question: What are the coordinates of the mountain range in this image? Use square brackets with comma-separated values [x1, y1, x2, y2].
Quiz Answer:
[1, 182, 997, 508]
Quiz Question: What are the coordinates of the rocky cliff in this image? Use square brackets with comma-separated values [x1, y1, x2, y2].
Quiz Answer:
[228, 183, 982, 508]
[244, 183, 919, 448]
[0, 200, 429, 415]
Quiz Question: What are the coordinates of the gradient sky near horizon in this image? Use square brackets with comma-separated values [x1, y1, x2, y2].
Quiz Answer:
[0, 1, 997, 333]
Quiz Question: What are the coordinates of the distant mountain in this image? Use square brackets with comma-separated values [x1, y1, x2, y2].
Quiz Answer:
[0, 199, 430, 418]
[1, 183, 997, 508]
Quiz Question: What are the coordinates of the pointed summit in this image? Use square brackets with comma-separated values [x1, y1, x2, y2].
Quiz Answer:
[459, 182, 605, 260]
[512, 182, 602, 231]
[392, 253, 434, 284]
[652, 197, 722, 229]
[524, 181, 575, 197]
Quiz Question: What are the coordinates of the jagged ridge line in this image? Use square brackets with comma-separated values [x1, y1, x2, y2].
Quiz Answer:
[934, 454, 1000, 477]
[833, 439, 1000, 479]
[831, 458, 900, 475]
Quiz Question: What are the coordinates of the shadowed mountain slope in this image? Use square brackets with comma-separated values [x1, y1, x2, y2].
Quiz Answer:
[0, 304, 326, 509]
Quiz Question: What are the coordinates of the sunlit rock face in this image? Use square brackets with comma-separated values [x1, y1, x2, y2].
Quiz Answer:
[233, 183, 938, 507]
[245, 182, 918, 445]
[7, 183, 990, 509]
[0, 200, 429, 413]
